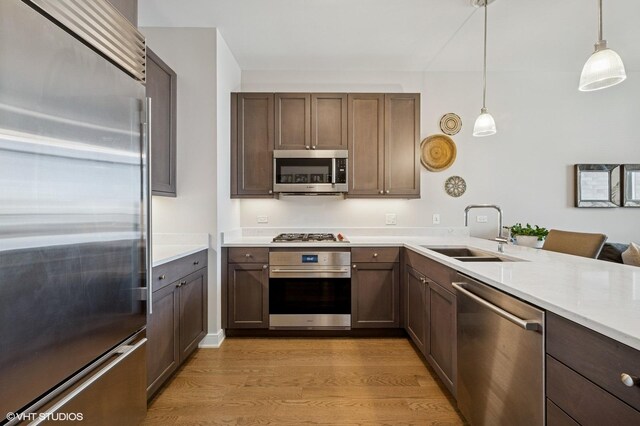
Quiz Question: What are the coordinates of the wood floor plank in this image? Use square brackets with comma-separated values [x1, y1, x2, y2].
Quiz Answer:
[144, 337, 465, 425]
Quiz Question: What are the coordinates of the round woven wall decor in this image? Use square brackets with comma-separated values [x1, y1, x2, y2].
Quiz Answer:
[439, 113, 462, 135]
[444, 176, 467, 197]
[420, 134, 457, 172]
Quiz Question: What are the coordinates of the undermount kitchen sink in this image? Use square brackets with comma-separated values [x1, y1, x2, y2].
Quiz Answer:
[421, 246, 524, 262]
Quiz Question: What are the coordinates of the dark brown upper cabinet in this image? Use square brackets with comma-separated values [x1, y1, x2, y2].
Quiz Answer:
[348, 93, 420, 198]
[275, 93, 311, 150]
[347, 94, 385, 196]
[231, 93, 275, 198]
[108, 0, 138, 26]
[147, 48, 177, 197]
[311, 93, 348, 150]
[385, 94, 420, 197]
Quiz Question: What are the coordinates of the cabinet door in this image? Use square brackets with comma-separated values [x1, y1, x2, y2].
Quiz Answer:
[351, 262, 400, 328]
[179, 269, 207, 363]
[347, 94, 385, 196]
[147, 282, 179, 398]
[405, 266, 427, 353]
[275, 93, 311, 150]
[147, 48, 177, 197]
[426, 281, 456, 395]
[232, 93, 274, 197]
[384, 94, 420, 197]
[311, 93, 347, 150]
[227, 263, 269, 329]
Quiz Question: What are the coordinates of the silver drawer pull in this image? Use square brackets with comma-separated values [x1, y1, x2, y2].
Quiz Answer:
[245, 253, 251, 258]
[373, 253, 378, 257]
[621, 373, 640, 387]
[193, 260, 200, 265]
[158, 274, 166, 280]
[452, 282, 542, 331]
[271, 268, 349, 273]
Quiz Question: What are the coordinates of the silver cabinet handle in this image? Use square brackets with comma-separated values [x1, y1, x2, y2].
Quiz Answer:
[312, 146, 316, 149]
[268, 190, 273, 194]
[621, 373, 640, 387]
[452, 282, 542, 331]
[373, 253, 378, 258]
[263, 265, 268, 269]
[193, 260, 199, 265]
[305, 146, 310, 149]
[385, 190, 390, 194]
[158, 274, 166, 280]
[245, 253, 251, 258]
[379, 190, 383, 194]
[353, 264, 357, 269]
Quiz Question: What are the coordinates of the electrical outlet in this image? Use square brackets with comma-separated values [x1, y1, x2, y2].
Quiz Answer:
[432, 214, 441, 225]
[257, 216, 268, 224]
[476, 215, 488, 223]
[385, 213, 397, 225]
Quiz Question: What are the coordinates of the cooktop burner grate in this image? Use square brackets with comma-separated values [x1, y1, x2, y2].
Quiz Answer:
[272, 233, 338, 243]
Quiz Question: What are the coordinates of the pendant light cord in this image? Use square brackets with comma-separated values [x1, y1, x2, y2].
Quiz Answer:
[598, 0, 603, 42]
[482, 1, 488, 110]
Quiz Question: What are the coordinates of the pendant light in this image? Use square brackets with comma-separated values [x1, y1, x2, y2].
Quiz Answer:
[579, 0, 626, 91]
[473, 0, 496, 138]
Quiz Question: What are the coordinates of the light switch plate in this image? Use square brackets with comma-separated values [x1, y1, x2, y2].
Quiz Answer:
[257, 216, 268, 224]
[476, 215, 488, 223]
[432, 214, 441, 225]
[385, 213, 397, 225]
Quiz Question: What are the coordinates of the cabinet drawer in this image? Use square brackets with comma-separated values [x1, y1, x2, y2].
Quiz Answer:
[546, 399, 579, 426]
[228, 247, 269, 264]
[405, 249, 457, 292]
[352, 247, 399, 263]
[547, 355, 640, 425]
[547, 312, 640, 411]
[153, 250, 207, 291]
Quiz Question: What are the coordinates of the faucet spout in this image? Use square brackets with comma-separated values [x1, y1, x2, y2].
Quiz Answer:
[464, 204, 504, 239]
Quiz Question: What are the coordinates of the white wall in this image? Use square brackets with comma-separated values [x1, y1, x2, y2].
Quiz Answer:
[239, 70, 640, 243]
[215, 31, 241, 333]
[142, 27, 219, 335]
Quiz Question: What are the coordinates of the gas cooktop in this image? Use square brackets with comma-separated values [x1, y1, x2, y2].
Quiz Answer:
[272, 233, 346, 243]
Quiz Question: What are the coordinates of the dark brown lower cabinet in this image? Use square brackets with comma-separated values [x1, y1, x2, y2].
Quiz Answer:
[148, 254, 208, 399]
[405, 266, 427, 353]
[351, 262, 399, 328]
[426, 281, 456, 395]
[227, 263, 269, 329]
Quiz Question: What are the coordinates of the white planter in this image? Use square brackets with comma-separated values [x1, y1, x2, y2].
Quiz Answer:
[514, 235, 545, 249]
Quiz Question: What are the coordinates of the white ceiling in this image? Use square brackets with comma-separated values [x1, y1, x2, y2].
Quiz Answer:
[138, 0, 640, 72]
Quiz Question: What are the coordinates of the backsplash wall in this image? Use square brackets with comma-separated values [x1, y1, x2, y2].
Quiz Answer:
[239, 70, 640, 243]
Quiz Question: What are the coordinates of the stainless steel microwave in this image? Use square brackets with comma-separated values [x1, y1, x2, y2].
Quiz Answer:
[273, 150, 348, 194]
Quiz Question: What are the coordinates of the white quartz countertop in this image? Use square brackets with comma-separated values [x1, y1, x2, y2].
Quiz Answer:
[153, 244, 208, 267]
[222, 233, 640, 351]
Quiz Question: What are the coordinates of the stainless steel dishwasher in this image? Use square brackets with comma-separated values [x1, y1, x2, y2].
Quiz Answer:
[452, 274, 544, 426]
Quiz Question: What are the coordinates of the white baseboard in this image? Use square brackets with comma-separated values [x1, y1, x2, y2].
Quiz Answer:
[198, 329, 225, 348]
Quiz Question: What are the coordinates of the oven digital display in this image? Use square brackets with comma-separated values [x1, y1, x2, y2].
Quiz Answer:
[301, 255, 318, 263]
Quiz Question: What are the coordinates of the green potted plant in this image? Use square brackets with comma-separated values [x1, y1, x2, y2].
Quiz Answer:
[508, 223, 549, 249]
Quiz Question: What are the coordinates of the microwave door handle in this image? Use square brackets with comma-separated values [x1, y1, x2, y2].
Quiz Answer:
[331, 158, 336, 184]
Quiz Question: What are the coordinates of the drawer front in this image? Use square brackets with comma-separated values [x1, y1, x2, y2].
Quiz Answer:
[352, 247, 399, 263]
[228, 247, 269, 264]
[405, 249, 457, 292]
[547, 313, 640, 411]
[546, 399, 579, 426]
[153, 250, 208, 291]
[547, 355, 640, 425]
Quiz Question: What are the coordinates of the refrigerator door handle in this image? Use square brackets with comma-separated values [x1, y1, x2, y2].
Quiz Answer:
[143, 97, 152, 314]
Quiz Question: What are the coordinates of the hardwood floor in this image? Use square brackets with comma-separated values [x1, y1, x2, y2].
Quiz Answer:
[144, 338, 465, 425]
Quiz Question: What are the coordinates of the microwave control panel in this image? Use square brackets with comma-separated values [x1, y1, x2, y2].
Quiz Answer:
[335, 159, 347, 184]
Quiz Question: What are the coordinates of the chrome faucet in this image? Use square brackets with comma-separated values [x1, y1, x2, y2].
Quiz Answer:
[464, 204, 507, 251]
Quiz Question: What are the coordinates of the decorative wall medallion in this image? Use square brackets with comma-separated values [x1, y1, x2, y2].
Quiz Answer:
[420, 134, 457, 172]
[439, 113, 462, 135]
[445, 176, 466, 197]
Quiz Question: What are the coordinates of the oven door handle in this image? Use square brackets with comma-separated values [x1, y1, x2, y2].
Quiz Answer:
[271, 268, 349, 274]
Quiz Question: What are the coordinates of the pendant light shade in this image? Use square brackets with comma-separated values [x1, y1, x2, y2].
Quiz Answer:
[473, 0, 496, 138]
[473, 108, 497, 137]
[579, 0, 626, 92]
[579, 43, 626, 91]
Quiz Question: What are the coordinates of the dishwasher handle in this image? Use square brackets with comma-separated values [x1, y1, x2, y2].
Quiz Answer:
[452, 282, 542, 331]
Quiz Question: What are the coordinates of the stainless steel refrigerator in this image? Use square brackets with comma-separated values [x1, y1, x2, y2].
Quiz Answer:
[0, 0, 149, 423]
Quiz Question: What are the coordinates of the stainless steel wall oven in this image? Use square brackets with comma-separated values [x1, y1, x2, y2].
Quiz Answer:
[269, 251, 351, 329]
